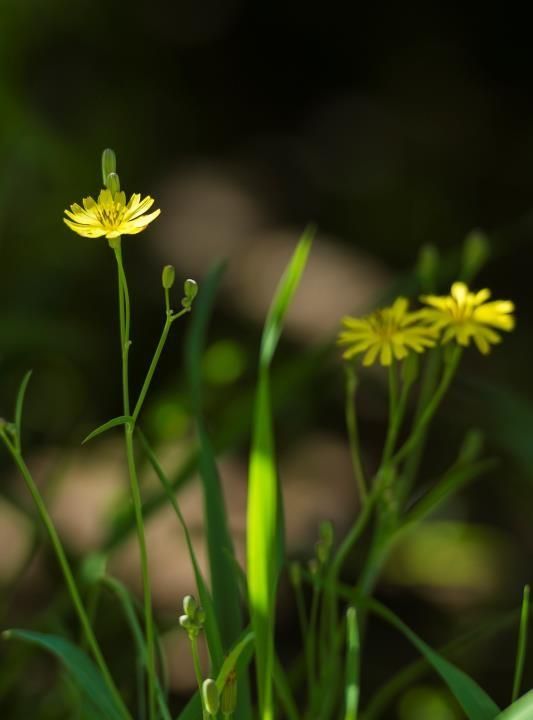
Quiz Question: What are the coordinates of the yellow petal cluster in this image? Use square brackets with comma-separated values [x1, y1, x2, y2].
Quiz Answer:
[420, 282, 515, 354]
[338, 298, 436, 366]
[64, 189, 160, 240]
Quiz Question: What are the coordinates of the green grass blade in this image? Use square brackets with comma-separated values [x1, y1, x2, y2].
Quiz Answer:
[14, 369, 32, 451]
[247, 227, 314, 720]
[102, 577, 172, 720]
[344, 607, 360, 720]
[496, 691, 533, 719]
[82, 416, 132, 444]
[368, 600, 500, 720]
[512, 585, 530, 703]
[185, 262, 251, 714]
[3, 629, 126, 720]
[185, 264, 243, 640]
[137, 428, 224, 672]
[273, 654, 299, 720]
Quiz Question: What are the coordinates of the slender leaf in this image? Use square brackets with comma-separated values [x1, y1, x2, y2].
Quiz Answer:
[14, 370, 32, 451]
[512, 585, 530, 702]
[367, 600, 500, 720]
[273, 655, 299, 720]
[137, 428, 224, 672]
[496, 691, 533, 719]
[82, 415, 132, 444]
[247, 227, 314, 720]
[185, 261, 245, 678]
[3, 629, 126, 720]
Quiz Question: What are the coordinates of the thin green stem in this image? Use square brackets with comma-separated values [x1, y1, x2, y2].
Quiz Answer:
[292, 577, 313, 703]
[307, 578, 320, 707]
[0, 431, 132, 720]
[113, 247, 156, 720]
[381, 363, 410, 466]
[345, 368, 367, 504]
[132, 308, 189, 424]
[391, 347, 462, 467]
[190, 634, 207, 720]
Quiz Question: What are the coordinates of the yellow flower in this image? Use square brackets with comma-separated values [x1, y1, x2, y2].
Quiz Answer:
[64, 189, 160, 240]
[338, 298, 436, 366]
[420, 281, 515, 354]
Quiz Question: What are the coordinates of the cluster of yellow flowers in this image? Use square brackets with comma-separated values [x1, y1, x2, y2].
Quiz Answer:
[338, 282, 515, 366]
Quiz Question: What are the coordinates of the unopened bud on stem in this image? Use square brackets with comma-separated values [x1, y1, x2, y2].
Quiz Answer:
[101, 148, 117, 185]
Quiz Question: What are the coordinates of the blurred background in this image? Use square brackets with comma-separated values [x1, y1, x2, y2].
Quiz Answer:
[1, 2, 533, 718]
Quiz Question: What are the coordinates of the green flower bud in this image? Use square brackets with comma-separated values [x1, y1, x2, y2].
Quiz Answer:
[106, 172, 121, 195]
[179, 614, 194, 632]
[183, 595, 197, 619]
[221, 670, 237, 715]
[162, 265, 176, 290]
[417, 244, 439, 293]
[461, 229, 490, 282]
[202, 678, 220, 715]
[182, 279, 198, 309]
[101, 148, 117, 185]
[319, 520, 333, 548]
[289, 562, 301, 588]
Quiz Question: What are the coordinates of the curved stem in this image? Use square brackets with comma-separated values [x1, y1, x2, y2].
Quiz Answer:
[0, 432, 132, 720]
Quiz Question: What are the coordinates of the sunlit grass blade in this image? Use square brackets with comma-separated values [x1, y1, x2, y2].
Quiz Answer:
[137, 428, 224, 672]
[496, 691, 533, 719]
[82, 416, 132, 444]
[3, 629, 127, 720]
[512, 585, 530, 703]
[247, 227, 314, 720]
[344, 607, 360, 720]
[367, 599, 500, 720]
[14, 369, 32, 451]
[101, 576, 172, 720]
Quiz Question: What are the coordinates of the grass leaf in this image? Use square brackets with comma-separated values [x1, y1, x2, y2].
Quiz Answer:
[496, 691, 533, 719]
[368, 600, 500, 720]
[82, 416, 132, 444]
[345, 607, 360, 720]
[137, 428, 224, 672]
[512, 585, 530, 703]
[247, 227, 314, 720]
[3, 629, 126, 720]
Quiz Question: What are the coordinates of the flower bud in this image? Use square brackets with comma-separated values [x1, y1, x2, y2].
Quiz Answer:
[162, 265, 176, 290]
[183, 595, 197, 619]
[289, 562, 301, 588]
[461, 229, 490, 282]
[221, 670, 237, 715]
[319, 520, 333, 548]
[106, 172, 121, 195]
[182, 279, 198, 309]
[202, 678, 220, 715]
[417, 244, 439, 293]
[101, 149, 117, 185]
[179, 614, 194, 632]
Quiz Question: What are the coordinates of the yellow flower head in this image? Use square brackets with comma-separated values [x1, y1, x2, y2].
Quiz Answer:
[64, 189, 160, 240]
[420, 281, 515, 354]
[338, 297, 436, 366]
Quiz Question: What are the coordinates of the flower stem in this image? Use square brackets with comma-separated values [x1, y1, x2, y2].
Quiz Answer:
[113, 246, 156, 720]
[344, 367, 367, 504]
[0, 431, 132, 720]
[190, 634, 207, 720]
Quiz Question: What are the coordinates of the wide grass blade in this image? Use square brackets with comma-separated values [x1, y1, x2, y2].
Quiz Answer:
[137, 428, 224, 672]
[247, 227, 314, 720]
[368, 600, 500, 720]
[512, 585, 530, 703]
[3, 629, 126, 720]
[496, 691, 533, 719]
[344, 607, 360, 720]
